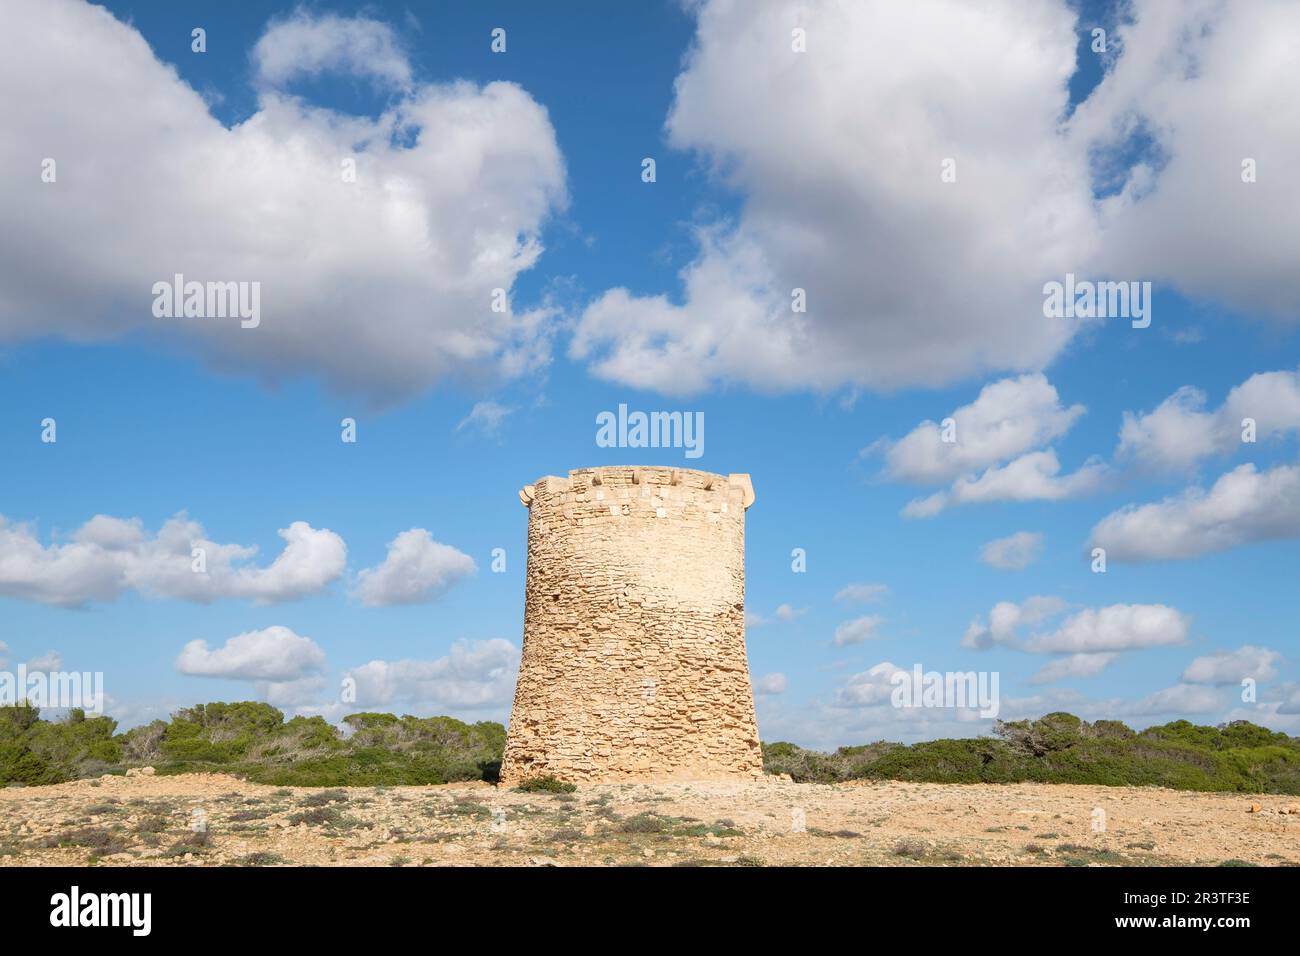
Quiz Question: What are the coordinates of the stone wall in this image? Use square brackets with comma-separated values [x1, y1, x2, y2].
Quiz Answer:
[498, 465, 763, 784]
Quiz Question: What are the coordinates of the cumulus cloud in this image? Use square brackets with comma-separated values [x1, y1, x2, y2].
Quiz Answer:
[343, 638, 519, 712]
[879, 375, 1085, 485]
[25, 651, 65, 673]
[871, 375, 1103, 518]
[754, 672, 787, 695]
[827, 661, 994, 734]
[748, 603, 806, 627]
[1029, 653, 1118, 684]
[176, 625, 326, 682]
[1121, 684, 1224, 717]
[832, 615, 885, 647]
[978, 531, 1044, 570]
[573, 1, 1300, 402]
[834, 582, 888, 604]
[961, 596, 1067, 650]
[1069, 0, 1300, 320]
[351, 529, 476, 607]
[571, 1, 1099, 396]
[0, 1, 566, 403]
[1182, 646, 1282, 686]
[1089, 462, 1300, 562]
[903, 451, 1107, 518]
[835, 662, 908, 708]
[1117, 369, 1300, 472]
[774, 603, 806, 622]
[964, 598, 1187, 682]
[252, 10, 413, 90]
[0, 514, 345, 607]
[1024, 604, 1189, 654]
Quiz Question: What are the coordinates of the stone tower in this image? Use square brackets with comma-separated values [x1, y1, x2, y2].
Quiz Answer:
[499, 465, 763, 785]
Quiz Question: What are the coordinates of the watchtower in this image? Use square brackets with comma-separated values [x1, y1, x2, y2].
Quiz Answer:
[499, 466, 762, 784]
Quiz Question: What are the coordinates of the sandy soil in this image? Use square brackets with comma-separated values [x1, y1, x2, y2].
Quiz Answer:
[1, 772, 1296, 867]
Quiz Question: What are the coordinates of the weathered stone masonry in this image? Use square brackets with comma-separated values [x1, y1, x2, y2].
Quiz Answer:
[499, 465, 763, 784]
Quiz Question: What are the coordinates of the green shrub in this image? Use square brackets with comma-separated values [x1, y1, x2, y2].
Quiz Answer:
[761, 714, 1300, 794]
[5, 700, 1296, 796]
[514, 776, 577, 794]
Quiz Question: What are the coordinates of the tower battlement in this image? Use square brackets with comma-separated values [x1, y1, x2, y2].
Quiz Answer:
[499, 466, 762, 784]
[518, 465, 754, 513]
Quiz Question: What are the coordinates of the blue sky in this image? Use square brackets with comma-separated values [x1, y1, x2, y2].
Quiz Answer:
[1, 0, 1298, 747]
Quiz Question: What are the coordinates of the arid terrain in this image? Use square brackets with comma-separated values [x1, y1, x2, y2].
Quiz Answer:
[1, 772, 1296, 867]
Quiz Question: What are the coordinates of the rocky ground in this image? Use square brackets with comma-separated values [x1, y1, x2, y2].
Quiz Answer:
[0, 772, 1296, 867]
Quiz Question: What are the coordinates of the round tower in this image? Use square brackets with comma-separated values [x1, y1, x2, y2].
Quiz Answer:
[499, 465, 762, 785]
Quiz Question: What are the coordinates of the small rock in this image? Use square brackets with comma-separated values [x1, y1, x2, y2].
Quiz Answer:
[1248, 804, 1261, 813]
[643, 848, 654, 858]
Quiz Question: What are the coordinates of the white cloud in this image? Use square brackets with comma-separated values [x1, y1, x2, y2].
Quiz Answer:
[1089, 462, 1300, 561]
[573, 1, 1300, 402]
[1117, 369, 1300, 472]
[344, 638, 519, 712]
[456, 401, 515, 436]
[1028, 652, 1118, 684]
[0, 513, 345, 607]
[774, 603, 806, 622]
[754, 672, 787, 695]
[962, 595, 1067, 650]
[1025, 604, 1189, 654]
[259, 676, 329, 709]
[875, 375, 1103, 518]
[825, 661, 993, 736]
[1117, 387, 1226, 473]
[252, 10, 413, 90]
[1121, 684, 1224, 717]
[0, 2, 566, 403]
[978, 531, 1044, 570]
[25, 651, 65, 673]
[176, 625, 326, 682]
[880, 375, 1085, 484]
[963, 598, 1187, 670]
[835, 662, 908, 708]
[352, 529, 476, 607]
[571, 1, 1098, 396]
[832, 615, 885, 647]
[1182, 646, 1282, 686]
[1069, 0, 1300, 321]
[904, 450, 1106, 518]
[834, 582, 888, 604]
